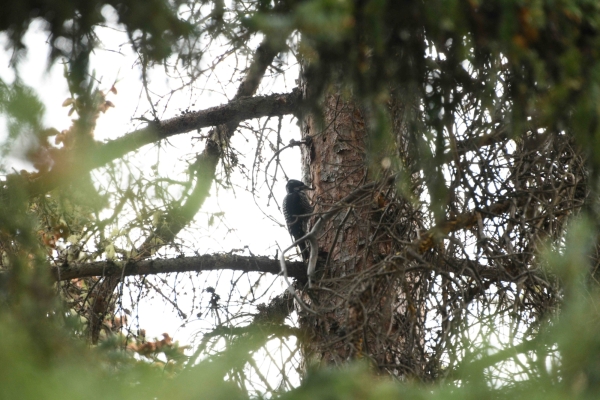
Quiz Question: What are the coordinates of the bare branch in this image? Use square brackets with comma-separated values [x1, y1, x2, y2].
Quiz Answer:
[50, 254, 306, 281]
[41, 250, 538, 286]
[81, 37, 290, 342]
[26, 89, 302, 196]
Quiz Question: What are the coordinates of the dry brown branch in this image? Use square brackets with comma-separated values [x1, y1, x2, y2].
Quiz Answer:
[412, 200, 512, 255]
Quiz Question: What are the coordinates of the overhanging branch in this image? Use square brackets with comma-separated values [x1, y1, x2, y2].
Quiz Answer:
[26, 89, 301, 196]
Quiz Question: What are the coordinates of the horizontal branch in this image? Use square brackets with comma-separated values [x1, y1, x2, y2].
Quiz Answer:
[40, 248, 533, 286]
[42, 196, 530, 285]
[50, 254, 307, 281]
[437, 255, 544, 283]
[130, 41, 286, 261]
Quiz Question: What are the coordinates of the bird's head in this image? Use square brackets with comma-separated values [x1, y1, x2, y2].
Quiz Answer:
[286, 179, 312, 193]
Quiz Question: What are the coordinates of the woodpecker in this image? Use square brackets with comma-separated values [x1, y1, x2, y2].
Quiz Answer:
[282, 179, 313, 261]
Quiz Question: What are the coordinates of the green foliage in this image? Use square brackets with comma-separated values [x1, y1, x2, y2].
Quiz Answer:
[0, 221, 598, 398]
[1, 0, 192, 63]
[0, 310, 244, 400]
[0, 80, 44, 137]
[0, 79, 45, 166]
[246, 0, 600, 186]
[1, 0, 193, 93]
[3, 259, 600, 400]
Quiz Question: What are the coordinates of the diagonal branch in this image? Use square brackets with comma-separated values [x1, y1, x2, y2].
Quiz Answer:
[26, 89, 301, 197]
[411, 200, 512, 255]
[134, 37, 287, 258]
[85, 37, 288, 342]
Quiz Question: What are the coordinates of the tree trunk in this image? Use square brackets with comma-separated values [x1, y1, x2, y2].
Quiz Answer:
[298, 84, 430, 377]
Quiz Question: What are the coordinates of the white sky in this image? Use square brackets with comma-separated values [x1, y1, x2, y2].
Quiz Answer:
[0, 11, 303, 348]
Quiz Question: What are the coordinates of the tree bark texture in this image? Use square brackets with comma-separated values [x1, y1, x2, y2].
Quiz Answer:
[298, 86, 429, 376]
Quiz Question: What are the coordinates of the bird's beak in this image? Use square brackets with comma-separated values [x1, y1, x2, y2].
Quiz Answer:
[300, 184, 313, 191]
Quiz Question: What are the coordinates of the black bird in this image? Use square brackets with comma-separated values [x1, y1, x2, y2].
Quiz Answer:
[282, 179, 313, 260]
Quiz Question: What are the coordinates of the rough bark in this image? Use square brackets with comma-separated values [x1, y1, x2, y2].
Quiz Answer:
[298, 87, 417, 370]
